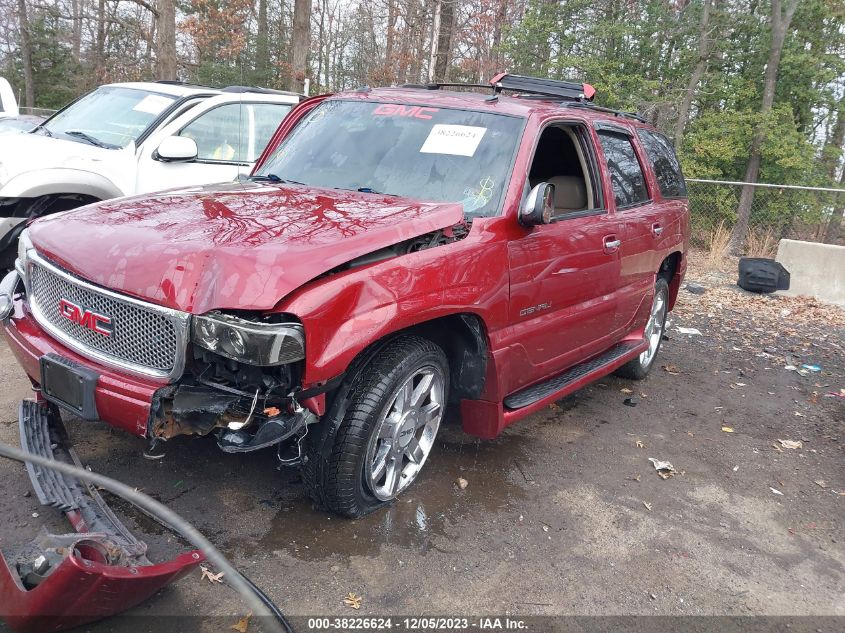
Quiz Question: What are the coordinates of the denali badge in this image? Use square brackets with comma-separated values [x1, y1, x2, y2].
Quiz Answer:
[59, 298, 114, 337]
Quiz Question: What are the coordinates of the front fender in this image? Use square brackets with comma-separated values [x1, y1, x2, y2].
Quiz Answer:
[277, 226, 511, 388]
[0, 168, 123, 200]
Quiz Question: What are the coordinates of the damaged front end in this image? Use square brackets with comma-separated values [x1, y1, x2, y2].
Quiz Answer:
[1, 400, 204, 633]
[149, 312, 318, 456]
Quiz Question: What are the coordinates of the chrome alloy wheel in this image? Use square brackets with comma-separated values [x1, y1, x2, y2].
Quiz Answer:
[639, 284, 668, 367]
[365, 365, 445, 501]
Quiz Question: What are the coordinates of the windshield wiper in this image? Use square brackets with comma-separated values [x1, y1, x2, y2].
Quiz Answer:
[32, 124, 52, 137]
[356, 187, 382, 194]
[64, 130, 114, 149]
[248, 173, 305, 185]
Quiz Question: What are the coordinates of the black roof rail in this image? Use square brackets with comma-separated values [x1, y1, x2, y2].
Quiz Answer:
[563, 101, 649, 124]
[154, 80, 218, 89]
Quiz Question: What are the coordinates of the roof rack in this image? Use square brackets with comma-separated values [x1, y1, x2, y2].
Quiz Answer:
[488, 73, 596, 101]
[399, 73, 647, 123]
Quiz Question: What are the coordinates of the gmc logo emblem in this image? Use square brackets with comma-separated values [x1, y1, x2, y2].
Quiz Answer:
[59, 299, 114, 337]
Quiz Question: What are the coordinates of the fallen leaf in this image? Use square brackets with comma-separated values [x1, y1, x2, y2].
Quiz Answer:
[344, 592, 362, 609]
[548, 403, 561, 411]
[455, 477, 468, 490]
[721, 426, 734, 433]
[200, 566, 225, 584]
[263, 407, 281, 417]
[231, 614, 252, 633]
[643, 501, 652, 511]
[814, 480, 828, 489]
[620, 387, 634, 394]
[635, 440, 645, 448]
[777, 439, 803, 450]
[662, 364, 680, 375]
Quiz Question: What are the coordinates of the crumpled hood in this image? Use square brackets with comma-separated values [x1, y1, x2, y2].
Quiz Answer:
[28, 182, 464, 313]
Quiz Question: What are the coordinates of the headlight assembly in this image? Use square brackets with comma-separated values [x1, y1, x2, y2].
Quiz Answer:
[192, 312, 305, 366]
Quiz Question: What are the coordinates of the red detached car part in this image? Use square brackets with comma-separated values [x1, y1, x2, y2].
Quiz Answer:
[0, 400, 203, 633]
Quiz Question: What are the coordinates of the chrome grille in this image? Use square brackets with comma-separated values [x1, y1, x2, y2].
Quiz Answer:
[28, 254, 189, 379]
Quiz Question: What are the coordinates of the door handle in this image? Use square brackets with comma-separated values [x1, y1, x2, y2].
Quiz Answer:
[652, 223, 664, 237]
[603, 237, 622, 252]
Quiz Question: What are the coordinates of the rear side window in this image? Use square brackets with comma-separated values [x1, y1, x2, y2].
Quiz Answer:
[637, 129, 687, 198]
[597, 131, 649, 208]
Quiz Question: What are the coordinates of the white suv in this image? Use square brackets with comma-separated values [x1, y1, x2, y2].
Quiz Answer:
[0, 81, 300, 265]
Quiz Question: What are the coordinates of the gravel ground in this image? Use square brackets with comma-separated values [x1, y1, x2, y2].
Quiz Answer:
[0, 252, 842, 631]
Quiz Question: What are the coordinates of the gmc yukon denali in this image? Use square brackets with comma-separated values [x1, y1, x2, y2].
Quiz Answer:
[0, 74, 689, 518]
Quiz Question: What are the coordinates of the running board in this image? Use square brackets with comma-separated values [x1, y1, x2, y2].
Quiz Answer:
[503, 341, 640, 410]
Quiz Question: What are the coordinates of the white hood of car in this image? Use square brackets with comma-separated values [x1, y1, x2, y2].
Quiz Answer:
[0, 132, 128, 194]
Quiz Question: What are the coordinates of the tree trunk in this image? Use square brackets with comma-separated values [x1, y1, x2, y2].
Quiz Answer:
[728, 0, 800, 254]
[433, 0, 454, 82]
[155, 0, 177, 80]
[289, 0, 313, 93]
[256, 0, 269, 78]
[428, 0, 441, 82]
[16, 0, 35, 108]
[674, 0, 716, 151]
[71, 0, 82, 61]
[822, 106, 844, 243]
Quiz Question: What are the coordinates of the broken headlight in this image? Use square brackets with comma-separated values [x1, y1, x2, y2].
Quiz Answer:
[192, 312, 305, 366]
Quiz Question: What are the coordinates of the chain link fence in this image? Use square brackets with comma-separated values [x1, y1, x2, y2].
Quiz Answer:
[687, 179, 845, 256]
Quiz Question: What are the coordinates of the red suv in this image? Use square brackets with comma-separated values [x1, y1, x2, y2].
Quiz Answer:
[1, 75, 688, 517]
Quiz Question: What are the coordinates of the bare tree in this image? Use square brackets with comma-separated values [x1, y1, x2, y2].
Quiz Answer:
[290, 0, 313, 92]
[155, 0, 176, 80]
[433, 0, 454, 81]
[674, 0, 716, 151]
[728, 0, 800, 254]
[16, 0, 35, 107]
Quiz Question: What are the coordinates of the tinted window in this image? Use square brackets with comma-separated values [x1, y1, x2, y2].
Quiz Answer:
[637, 129, 687, 198]
[257, 100, 524, 217]
[598, 131, 649, 208]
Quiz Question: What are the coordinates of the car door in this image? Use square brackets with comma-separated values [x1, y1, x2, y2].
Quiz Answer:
[507, 122, 622, 387]
[595, 125, 657, 332]
[136, 100, 293, 194]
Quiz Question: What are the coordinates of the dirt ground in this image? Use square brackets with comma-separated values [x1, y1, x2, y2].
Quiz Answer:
[0, 251, 843, 631]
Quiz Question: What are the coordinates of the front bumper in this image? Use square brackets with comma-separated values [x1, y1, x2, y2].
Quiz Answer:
[3, 295, 166, 437]
[0, 400, 203, 633]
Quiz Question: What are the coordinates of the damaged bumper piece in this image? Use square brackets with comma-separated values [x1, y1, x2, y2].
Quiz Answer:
[0, 400, 204, 633]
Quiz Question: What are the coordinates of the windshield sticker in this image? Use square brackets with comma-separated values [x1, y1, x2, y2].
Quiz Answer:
[420, 124, 487, 157]
[462, 176, 495, 212]
[373, 104, 439, 119]
[132, 94, 173, 115]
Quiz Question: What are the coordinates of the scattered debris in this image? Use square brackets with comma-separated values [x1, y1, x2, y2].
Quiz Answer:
[231, 614, 252, 633]
[263, 406, 281, 417]
[801, 364, 821, 373]
[455, 477, 469, 490]
[542, 525, 549, 533]
[635, 440, 645, 449]
[814, 480, 828, 489]
[777, 439, 803, 450]
[784, 365, 798, 371]
[344, 592, 362, 609]
[642, 501, 652, 511]
[676, 327, 702, 335]
[732, 465, 739, 472]
[685, 283, 706, 295]
[620, 387, 634, 394]
[31, 512, 38, 518]
[200, 566, 225, 583]
[648, 458, 678, 479]
[721, 426, 734, 433]
[623, 397, 638, 407]
[650, 592, 657, 600]
[662, 364, 681, 375]
[770, 487, 784, 496]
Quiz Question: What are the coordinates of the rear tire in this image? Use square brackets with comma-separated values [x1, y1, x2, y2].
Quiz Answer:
[303, 335, 449, 518]
[615, 277, 669, 380]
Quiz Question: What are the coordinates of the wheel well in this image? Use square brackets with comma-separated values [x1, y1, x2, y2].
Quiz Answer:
[659, 251, 683, 310]
[402, 314, 489, 402]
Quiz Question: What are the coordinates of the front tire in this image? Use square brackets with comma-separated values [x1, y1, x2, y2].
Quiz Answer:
[305, 336, 449, 518]
[615, 277, 669, 380]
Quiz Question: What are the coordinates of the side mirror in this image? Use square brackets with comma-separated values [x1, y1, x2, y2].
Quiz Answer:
[154, 136, 198, 162]
[519, 182, 555, 226]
